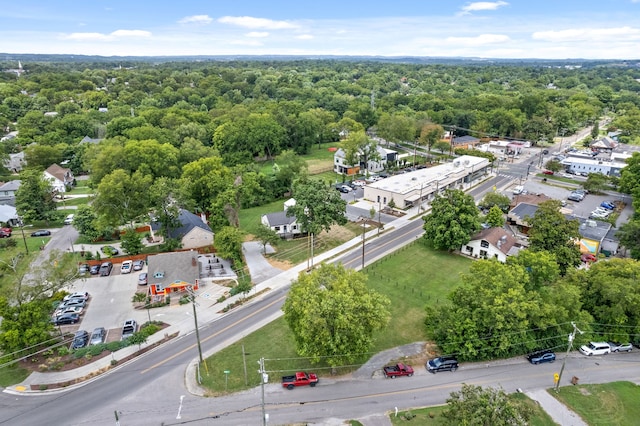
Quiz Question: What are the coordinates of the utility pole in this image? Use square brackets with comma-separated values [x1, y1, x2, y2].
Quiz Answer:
[555, 321, 583, 392]
[258, 357, 268, 425]
[187, 287, 204, 364]
[361, 218, 366, 270]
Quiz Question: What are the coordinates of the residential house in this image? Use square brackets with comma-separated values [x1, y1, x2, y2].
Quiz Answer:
[333, 146, 397, 176]
[572, 216, 613, 255]
[590, 137, 617, 153]
[80, 136, 103, 145]
[462, 227, 522, 262]
[4, 151, 25, 173]
[44, 164, 74, 193]
[146, 251, 200, 303]
[261, 198, 302, 239]
[151, 209, 214, 249]
[0, 204, 19, 226]
[0, 180, 20, 206]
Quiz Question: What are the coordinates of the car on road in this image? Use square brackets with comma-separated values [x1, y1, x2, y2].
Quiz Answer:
[71, 330, 89, 350]
[336, 185, 352, 193]
[133, 260, 144, 271]
[90, 327, 106, 345]
[101, 245, 119, 256]
[63, 214, 74, 225]
[121, 319, 137, 341]
[99, 262, 113, 276]
[609, 342, 633, 353]
[579, 341, 611, 356]
[89, 264, 100, 275]
[31, 229, 51, 237]
[121, 260, 133, 274]
[527, 350, 556, 365]
[52, 313, 80, 325]
[426, 356, 459, 373]
[138, 272, 148, 285]
[542, 170, 554, 175]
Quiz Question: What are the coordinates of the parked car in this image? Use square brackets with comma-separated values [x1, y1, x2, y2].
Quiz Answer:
[63, 291, 89, 302]
[600, 201, 615, 210]
[426, 356, 459, 373]
[581, 253, 597, 263]
[63, 214, 74, 225]
[78, 264, 90, 275]
[55, 306, 83, 317]
[90, 327, 106, 345]
[383, 363, 414, 378]
[59, 299, 86, 309]
[99, 262, 113, 276]
[71, 330, 89, 350]
[101, 245, 119, 256]
[608, 342, 633, 353]
[138, 272, 148, 285]
[120, 260, 133, 274]
[89, 264, 100, 275]
[132, 260, 145, 271]
[527, 350, 556, 365]
[121, 319, 137, 341]
[567, 192, 584, 202]
[352, 180, 367, 187]
[31, 229, 51, 237]
[52, 313, 80, 325]
[579, 341, 611, 356]
[512, 185, 524, 195]
[542, 170, 554, 175]
[281, 372, 319, 389]
[336, 185, 352, 193]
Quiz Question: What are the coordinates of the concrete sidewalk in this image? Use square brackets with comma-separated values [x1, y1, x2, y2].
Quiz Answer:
[527, 389, 588, 426]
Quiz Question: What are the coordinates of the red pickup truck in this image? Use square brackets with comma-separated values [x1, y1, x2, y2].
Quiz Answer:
[383, 363, 414, 378]
[281, 372, 319, 390]
[0, 227, 12, 238]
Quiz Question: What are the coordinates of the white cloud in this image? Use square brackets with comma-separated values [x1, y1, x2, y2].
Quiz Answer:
[218, 16, 298, 30]
[460, 1, 509, 15]
[178, 15, 213, 25]
[246, 31, 269, 38]
[445, 33, 511, 46]
[532, 26, 640, 42]
[64, 29, 151, 41]
[296, 34, 314, 40]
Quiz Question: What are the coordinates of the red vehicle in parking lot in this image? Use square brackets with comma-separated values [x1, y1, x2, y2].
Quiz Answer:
[542, 170, 554, 175]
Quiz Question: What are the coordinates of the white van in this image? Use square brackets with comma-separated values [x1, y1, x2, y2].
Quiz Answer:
[63, 214, 74, 225]
[579, 341, 611, 356]
[512, 185, 524, 195]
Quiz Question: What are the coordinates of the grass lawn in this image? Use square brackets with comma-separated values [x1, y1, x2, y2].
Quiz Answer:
[0, 364, 30, 387]
[555, 381, 640, 425]
[389, 393, 556, 426]
[201, 240, 471, 394]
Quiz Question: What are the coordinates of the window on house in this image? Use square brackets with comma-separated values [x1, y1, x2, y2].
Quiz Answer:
[466, 246, 473, 253]
[274, 226, 280, 231]
[377, 195, 380, 203]
[480, 240, 489, 248]
[383, 197, 387, 204]
[479, 250, 488, 257]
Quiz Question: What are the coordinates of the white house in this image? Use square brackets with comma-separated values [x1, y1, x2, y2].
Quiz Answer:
[334, 146, 397, 176]
[261, 198, 302, 239]
[44, 164, 74, 193]
[462, 227, 522, 262]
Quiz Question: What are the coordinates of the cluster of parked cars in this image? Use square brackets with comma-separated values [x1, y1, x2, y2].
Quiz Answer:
[567, 188, 588, 202]
[52, 292, 90, 325]
[589, 201, 616, 220]
[71, 327, 107, 350]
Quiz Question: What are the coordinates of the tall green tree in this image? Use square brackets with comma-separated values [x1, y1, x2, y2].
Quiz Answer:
[253, 224, 280, 255]
[442, 384, 531, 426]
[484, 205, 505, 228]
[121, 227, 144, 255]
[527, 200, 581, 275]
[423, 189, 481, 251]
[14, 168, 57, 223]
[283, 263, 390, 366]
[92, 169, 153, 227]
[583, 173, 609, 194]
[479, 192, 511, 213]
[342, 130, 381, 177]
[617, 219, 640, 259]
[214, 226, 244, 265]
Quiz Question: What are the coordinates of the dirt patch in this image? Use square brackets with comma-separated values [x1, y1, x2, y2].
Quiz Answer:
[578, 387, 591, 396]
[265, 257, 292, 270]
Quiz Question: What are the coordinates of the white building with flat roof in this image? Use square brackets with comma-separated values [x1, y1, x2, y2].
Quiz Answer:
[363, 155, 490, 209]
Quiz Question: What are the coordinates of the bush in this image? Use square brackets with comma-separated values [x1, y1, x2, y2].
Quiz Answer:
[140, 324, 159, 337]
[0, 238, 17, 249]
[106, 341, 124, 352]
[179, 295, 190, 305]
[73, 347, 89, 359]
[88, 344, 104, 356]
[56, 346, 70, 356]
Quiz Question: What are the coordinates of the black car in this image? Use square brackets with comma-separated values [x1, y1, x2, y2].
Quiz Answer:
[527, 350, 556, 365]
[52, 313, 80, 325]
[71, 330, 89, 350]
[426, 356, 459, 373]
[31, 229, 52, 237]
[99, 262, 113, 276]
[89, 264, 100, 275]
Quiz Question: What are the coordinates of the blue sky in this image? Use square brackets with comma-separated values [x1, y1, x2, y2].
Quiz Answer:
[1, 1, 640, 59]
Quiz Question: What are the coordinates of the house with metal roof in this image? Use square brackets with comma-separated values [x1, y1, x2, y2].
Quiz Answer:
[151, 209, 214, 249]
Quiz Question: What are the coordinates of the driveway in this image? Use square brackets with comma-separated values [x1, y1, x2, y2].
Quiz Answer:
[242, 241, 286, 284]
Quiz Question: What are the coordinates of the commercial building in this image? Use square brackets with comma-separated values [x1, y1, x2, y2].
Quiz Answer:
[363, 155, 490, 209]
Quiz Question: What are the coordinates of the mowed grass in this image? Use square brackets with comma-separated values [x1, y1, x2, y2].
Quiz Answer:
[201, 241, 470, 394]
[0, 364, 30, 387]
[555, 382, 640, 425]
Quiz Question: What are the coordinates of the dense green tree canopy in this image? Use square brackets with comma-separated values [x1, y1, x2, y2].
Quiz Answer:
[283, 263, 390, 366]
[442, 384, 531, 426]
[423, 189, 481, 251]
[287, 177, 347, 235]
[14, 168, 57, 223]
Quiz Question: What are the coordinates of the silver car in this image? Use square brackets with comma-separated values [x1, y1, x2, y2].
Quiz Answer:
[90, 327, 106, 345]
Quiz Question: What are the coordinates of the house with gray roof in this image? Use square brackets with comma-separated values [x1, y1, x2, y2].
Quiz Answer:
[151, 209, 214, 249]
[4, 151, 25, 173]
[146, 251, 200, 302]
[0, 180, 20, 206]
[261, 198, 301, 239]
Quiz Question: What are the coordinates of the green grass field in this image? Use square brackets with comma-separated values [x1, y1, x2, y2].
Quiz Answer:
[555, 382, 640, 425]
[0, 364, 30, 387]
[200, 240, 471, 394]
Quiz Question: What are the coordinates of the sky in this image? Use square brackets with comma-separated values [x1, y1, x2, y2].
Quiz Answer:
[1, 0, 640, 59]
